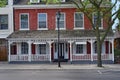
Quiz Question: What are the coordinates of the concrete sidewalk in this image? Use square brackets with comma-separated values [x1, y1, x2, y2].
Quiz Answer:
[0, 62, 120, 70]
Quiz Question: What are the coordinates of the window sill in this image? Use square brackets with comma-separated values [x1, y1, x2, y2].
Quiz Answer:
[38, 28, 48, 30]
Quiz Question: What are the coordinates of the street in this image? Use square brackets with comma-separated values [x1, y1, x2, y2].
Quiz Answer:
[0, 69, 120, 80]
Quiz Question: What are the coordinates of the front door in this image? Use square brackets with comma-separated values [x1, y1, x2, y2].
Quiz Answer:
[59, 43, 64, 59]
[53, 43, 68, 61]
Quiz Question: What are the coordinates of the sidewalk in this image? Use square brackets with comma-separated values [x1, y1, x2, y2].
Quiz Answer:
[0, 62, 120, 70]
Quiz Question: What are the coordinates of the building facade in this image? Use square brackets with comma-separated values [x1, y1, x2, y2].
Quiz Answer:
[0, 0, 13, 61]
[7, 0, 114, 63]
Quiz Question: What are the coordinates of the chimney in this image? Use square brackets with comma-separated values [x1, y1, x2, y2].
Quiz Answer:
[8, 0, 13, 6]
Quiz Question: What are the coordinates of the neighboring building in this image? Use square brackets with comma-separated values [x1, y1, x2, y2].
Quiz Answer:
[0, 0, 13, 61]
[7, 0, 114, 63]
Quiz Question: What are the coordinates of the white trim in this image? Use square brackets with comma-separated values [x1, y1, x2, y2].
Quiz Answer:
[19, 13, 29, 30]
[33, 42, 46, 44]
[56, 12, 66, 30]
[74, 12, 84, 29]
[75, 42, 86, 44]
[37, 13, 48, 30]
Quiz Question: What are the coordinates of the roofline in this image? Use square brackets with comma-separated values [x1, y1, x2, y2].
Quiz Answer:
[13, 4, 76, 9]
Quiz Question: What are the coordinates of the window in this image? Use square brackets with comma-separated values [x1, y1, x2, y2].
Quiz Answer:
[0, 15, 8, 30]
[76, 44, 83, 54]
[93, 13, 103, 28]
[20, 13, 29, 30]
[38, 44, 46, 54]
[30, 0, 40, 3]
[74, 12, 84, 29]
[21, 42, 28, 54]
[94, 42, 97, 53]
[38, 13, 47, 29]
[56, 13, 65, 29]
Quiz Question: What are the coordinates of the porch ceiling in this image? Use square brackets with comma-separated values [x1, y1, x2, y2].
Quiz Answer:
[7, 30, 114, 39]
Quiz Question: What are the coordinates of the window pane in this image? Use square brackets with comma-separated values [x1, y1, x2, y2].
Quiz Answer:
[21, 14, 28, 29]
[76, 44, 83, 54]
[38, 13, 47, 28]
[39, 44, 46, 54]
[93, 13, 102, 27]
[75, 13, 83, 28]
[0, 15, 8, 30]
[56, 13, 65, 28]
[21, 42, 28, 54]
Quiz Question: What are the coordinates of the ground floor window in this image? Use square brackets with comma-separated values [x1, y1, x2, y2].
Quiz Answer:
[21, 42, 28, 54]
[38, 44, 46, 54]
[76, 44, 83, 54]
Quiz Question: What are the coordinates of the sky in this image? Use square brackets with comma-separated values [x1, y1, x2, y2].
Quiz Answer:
[112, 0, 120, 29]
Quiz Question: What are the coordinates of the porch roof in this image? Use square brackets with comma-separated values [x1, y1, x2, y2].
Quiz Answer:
[7, 30, 114, 39]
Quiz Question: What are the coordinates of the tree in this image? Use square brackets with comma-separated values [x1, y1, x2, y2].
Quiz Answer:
[47, 0, 120, 67]
[0, 0, 7, 7]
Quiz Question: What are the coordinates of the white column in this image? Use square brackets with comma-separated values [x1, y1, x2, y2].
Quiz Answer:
[8, 41, 12, 62]
[112, 39, 114, 62]
[69, 41, 73, 62]
[91, 40, 93, 61]
[28, 41, 32, 62]
[48, 41, 52, 62]
[8, 0, 13, 6]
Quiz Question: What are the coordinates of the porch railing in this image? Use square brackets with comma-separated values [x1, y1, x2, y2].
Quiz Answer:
[31, 54, 49, 61]
[72, 54, 112, 61]
[10, 54, 50, 61]
[72, 54, 91, 61]
[10, 55, 29, 61]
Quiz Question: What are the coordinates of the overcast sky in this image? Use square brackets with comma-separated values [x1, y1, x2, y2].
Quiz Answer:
[112, 0, 120, 29]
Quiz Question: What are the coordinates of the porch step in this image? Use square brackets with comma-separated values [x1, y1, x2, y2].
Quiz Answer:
[53, 59, 68, 62]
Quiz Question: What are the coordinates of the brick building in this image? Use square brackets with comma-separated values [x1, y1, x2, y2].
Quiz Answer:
[7, 0, 114, 63]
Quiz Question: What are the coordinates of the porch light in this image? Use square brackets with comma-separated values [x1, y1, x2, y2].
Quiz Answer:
[56, 10, 61, 67]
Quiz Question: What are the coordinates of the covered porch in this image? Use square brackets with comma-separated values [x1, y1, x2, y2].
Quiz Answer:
[7, 30, 114, 63]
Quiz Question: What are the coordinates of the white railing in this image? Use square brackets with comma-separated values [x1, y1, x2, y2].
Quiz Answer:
[31, 54, 50, 61]
[72, 54, 91, 61]
[10, 55, 29, 61]
[72, 54, 112, 61]
[93, 54, 112, 60]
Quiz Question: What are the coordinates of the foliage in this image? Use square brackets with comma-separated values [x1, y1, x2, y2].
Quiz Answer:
[0, 0, 7, 7]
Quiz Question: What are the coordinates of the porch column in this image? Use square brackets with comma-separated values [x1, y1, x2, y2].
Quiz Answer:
[69, 41, 73, 62]
[91, 39, 93, 61]
[28, 41, 32, 62]
[8, 41, 12, 62]
[111, 39, 114, 62]
[48, 41, 52, 62]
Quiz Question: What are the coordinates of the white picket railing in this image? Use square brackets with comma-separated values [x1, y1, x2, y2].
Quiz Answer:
[72, 54, 112, 61]
[31, 54, 50, 61]
[10, 55, 29, 61]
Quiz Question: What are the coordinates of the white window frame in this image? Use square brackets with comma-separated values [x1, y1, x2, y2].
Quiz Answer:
[38, 13, 48, 30]
[0, 14, 9, 30]
[92, 12, 103, 29]
[74, 12, 84, 29]
[30, 0, 40, 3]
[20, 13, 29, 30]
[21, 42, 28, 54]
[36, 44, 47, 54]
[56, 12, 66, 30]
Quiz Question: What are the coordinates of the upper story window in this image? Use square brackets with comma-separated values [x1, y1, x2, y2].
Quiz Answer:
[0, 15, 8, 30]
[30, 0, 40, 3]
[74, 12, 84, 29]
[56, 13, 65, 29]
[38, 13, 47, 30]
[20, 13, 29, 30]
[93, 12, 103, 29]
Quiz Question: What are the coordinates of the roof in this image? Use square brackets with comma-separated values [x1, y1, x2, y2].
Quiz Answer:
[7, 30, 114, 39]
[13, 0, 72, 5]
